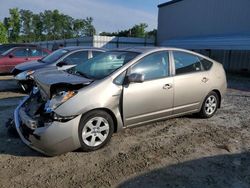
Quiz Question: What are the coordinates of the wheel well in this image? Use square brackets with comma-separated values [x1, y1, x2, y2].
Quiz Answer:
[212, 89, 221, 108]
[82, 108, 118, 133]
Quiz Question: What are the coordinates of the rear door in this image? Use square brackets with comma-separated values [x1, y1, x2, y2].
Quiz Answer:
[3, 47, 29, 72]
[171, 50, 209, 114]
[123, 51, 174, 126]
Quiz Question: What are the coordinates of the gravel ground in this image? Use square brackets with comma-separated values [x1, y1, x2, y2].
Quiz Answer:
[0, 75, 250, 188]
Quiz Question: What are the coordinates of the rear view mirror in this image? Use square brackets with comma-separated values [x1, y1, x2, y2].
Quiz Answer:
[128, 73, 144, 83]
[56, 61, 67, 67]
[9, 54, 14, 58]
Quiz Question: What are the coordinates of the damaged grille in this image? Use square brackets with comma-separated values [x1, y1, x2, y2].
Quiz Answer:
[24, 92, 45, 117]
[23, 91, 52, 128]
[20, 122, 34, 141]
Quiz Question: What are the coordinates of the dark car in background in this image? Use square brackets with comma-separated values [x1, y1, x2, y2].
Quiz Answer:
[0, 46, 50, 74]
[13, 46, 105, 91]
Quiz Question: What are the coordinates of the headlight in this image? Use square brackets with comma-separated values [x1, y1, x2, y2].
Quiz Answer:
[44, 91, 77, 112]
[15, 70, 35, 80]
[26, 70, 35, 79]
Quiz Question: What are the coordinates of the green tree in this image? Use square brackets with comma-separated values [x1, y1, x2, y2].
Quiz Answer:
[73, 19, 85, 37]
[130, 23, 148, 37]
[3, 8, 97, 42]
[42, 10, 53, 39]
[32, 13, 44, 41]
[0, 22, 8, 43]
[60, 14, 74, 39]
[83, 17, 96, 36]
[100, 23, 149, 38]
[20, 9, 33, 41]
[7, 8, 20, 42]
[147, 29, 157, 39]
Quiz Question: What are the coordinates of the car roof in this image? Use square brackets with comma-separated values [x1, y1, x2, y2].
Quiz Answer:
[6, 46, 48, 51]
[0, 43, 38, 47]
[111, 46, 202, 54]
[61, 46, 106, 51]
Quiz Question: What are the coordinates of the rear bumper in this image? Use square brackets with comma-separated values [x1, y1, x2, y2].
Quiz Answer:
[14, 96, 81, 156]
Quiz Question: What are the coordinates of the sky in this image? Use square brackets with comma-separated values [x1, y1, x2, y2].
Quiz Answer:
[0, 0, 168, 33]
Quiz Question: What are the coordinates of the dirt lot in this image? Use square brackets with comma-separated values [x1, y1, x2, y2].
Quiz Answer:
[0, 75, 250, 188]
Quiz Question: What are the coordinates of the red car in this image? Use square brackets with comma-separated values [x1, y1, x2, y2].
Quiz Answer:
[0, 46, 50, 74]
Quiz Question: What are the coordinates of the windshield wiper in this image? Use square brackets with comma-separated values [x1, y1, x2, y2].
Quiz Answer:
[38, 59, 45, 63]
[75, 71, 93, 80]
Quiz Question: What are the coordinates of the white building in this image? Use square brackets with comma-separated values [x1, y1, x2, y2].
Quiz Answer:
[157, 0, 250, 73]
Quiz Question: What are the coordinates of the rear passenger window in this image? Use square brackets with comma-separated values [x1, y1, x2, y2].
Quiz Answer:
[64, 51, 89, 65]
[200, 58, 213, 70]
[92, 51, 103, 57]
[12, 48, 29, 57]
[130, 51, 169, 81]
[173, 51, 202, 75]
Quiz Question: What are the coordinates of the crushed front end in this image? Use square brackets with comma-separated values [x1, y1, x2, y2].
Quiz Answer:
[14, 87, 82, 156]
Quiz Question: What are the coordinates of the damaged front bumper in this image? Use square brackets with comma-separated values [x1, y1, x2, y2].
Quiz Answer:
[14, 96, 81, 156]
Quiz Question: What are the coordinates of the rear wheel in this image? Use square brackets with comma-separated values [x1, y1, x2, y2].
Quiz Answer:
[78, 110, 114, 151]
[198, 91, 219, 118]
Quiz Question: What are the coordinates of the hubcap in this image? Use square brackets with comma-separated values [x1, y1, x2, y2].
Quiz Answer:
[82, 117, 109, 147]
[205, 95, 217, 115]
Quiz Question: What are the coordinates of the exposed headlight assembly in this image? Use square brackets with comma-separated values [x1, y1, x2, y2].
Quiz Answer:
[44, 90, 77, 113]
[15, 70, 35, 80]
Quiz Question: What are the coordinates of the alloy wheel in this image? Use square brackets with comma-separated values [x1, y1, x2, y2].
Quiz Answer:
[82, 117, 110, 147]
[205, 95, 217, 115]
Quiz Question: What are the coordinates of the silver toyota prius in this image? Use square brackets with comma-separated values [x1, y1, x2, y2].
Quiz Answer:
[14, 47, 227, 156]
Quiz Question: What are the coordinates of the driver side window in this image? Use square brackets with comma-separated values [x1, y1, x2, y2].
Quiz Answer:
[130, 51, 169, 81]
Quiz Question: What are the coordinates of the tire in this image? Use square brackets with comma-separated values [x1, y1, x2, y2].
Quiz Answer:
[198, 91, 219, 118]
[78, 110, 114, 152]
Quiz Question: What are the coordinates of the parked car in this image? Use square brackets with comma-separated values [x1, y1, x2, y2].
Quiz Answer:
[14, 47, 227, 156]
[0, 46, 50, 74]
[0, 43, 39, 55]
[13, 47, 105, 91]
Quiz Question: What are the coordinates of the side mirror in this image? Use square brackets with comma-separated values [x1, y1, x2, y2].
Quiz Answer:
[128, 73, 144, 83]
[9, 54, 14, 58]
[56, 61, 67, 67]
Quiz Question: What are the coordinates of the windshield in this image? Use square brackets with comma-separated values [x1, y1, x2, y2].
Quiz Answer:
[1, 48, 15, 56]
[71, 51, 140, 79]
[0, 46, 11, 55]
[40, 49, 69, 63]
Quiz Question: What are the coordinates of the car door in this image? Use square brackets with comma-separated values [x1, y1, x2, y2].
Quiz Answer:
[3, 47, 29, 72]
[171, 50, 209, 114]
[123, 51, 174, 126]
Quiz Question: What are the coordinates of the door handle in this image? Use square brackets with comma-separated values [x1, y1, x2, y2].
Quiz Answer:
[202, 77, 209, 83]
[163, 83, 172, 89]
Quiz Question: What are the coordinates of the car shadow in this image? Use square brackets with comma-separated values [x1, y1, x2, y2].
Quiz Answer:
[0, 95, 43, 157]
[118, 152, 250, 188]
[0, 117, 44, 157]
[0, 78, 23, 93]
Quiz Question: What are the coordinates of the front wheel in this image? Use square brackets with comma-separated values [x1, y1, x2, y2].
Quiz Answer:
[78, 110, 114, 152]
[198, 91, 219, 118]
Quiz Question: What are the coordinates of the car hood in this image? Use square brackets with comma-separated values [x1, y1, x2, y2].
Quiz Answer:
[15, 60, 47, 71]
[33, 68, 93, 98]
